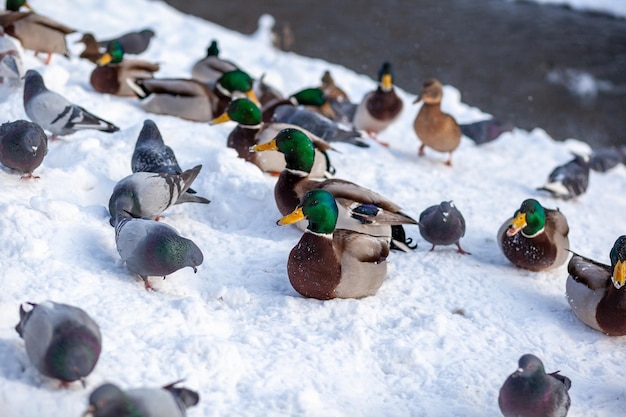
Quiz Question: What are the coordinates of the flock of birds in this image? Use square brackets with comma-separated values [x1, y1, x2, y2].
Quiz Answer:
[1, 0, 625, 416]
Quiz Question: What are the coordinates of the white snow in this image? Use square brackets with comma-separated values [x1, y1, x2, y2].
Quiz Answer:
[1, 0, 625, 416]
[522, 0, 626, 18]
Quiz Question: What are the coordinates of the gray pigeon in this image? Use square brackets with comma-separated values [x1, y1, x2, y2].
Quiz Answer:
[537, 154, 590, 200]
[84, 381, 199, 417]
[460, 118, 513, 145]
[418, 201, 470, 254]
[23, 69, 119, 139]
[14, 301, 102, 386]
[115, 216, 204, 290]
[108, 164, 210, 226]
[498, 354, 571, 417]
[98, 28, 155, 55]
[589, 146, 625, 173]
[0, 119, 47, 178]
[269, 104, 368, 148]
[0, 26, 22, 85]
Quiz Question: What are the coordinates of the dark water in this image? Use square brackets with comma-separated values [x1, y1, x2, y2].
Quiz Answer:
[165, 0, 626, 148]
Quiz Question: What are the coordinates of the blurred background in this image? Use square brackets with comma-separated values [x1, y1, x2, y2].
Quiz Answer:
[164, 0, 626, 148]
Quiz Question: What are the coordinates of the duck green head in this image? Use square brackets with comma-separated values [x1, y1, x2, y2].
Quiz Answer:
[291, 88, 327, 106]
[6, 0, 32, 11]
[278, 189, 338, 234]
[210, 98, 261, 126]
[216, 70, 259, 104]
[290, 87, 336, 118]
[252, 128, 315, 173]
[610, 235, 626, 289]
[97, 41, 124, 65]
[377, 61, 394, 92]
[506, 199, 546, 238]
[206, 40, 219, 57]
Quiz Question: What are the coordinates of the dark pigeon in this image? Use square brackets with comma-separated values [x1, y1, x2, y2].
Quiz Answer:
[537, 154, 590, 200]
[589, 146, 625, 173]
[15, 301, 102, 386]
[460, 119, 513, 145]
[418, 201, 470, 254]
[23, 69, 119, 139]
[115, 216, 204, 290]
[131, 119, 196, 193]
[499, 354, 571, 417]
[0, 119, 47, 178]
[98, 28, 155, 55]
[84, 381, 199, 417]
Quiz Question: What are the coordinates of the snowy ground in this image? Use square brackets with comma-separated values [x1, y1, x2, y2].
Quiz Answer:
[522, 0, 626, 18]
[0, 0, 625, 416]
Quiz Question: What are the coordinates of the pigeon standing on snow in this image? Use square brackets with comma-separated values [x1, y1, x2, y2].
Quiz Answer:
[131, 120, 188, 177]
[108, 164, 210, 225]
[0, 26, 23, 85]
[98, 28, 155, 55]
[418, 201, 470, 254]
[15, 301, 102, 386]
[84, 381, 199, 417]
[459, 118, 513, 145]
[0, 120, 47, 178]
[23, 69, 120, 139]
[115, 216, 204, 290]
[498, 354, 571, 417]
[537, 154, 590, 200]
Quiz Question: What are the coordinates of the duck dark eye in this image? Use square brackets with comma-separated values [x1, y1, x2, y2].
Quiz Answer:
[311, 200, 319, 206]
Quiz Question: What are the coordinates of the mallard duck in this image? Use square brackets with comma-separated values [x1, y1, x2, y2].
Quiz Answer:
[127, 69, 259, 122]
[90, 41, 159, 96]
[191, 39, 239, 84]
[537, 154, 590, 200]
[97, 28, 155, 55]
[320, 70, 350, 103]
[278, 189, 389, 300]
[5, 0, 32, 12]
[352, 62, 403, 141]
[566, 235, 626, 336]
[413, 78, 461, 166]
[252, 128, 417, 251]
[262, 87, 336, 121]
[319, 70, 356, 125]
[497, 198, 569, 271]
[0, 10, 74, 64]
[210, 98, 333, 177]
[75, 33, 102, 64]
[263, 87, 368, 148]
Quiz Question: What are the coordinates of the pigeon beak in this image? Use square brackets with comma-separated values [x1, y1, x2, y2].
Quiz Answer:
[506, 213, 527, 237]
[251, 138, 278, 153]
[82, 405, 96, 417]
[277, 206, 305, 226]
[193, 266, 198, 274]
[612, 259, 626, 289]
[413, 95, 422, 104]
